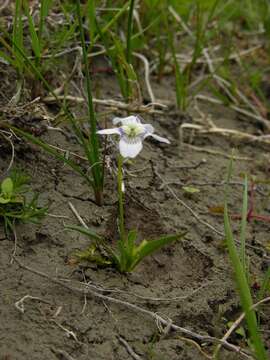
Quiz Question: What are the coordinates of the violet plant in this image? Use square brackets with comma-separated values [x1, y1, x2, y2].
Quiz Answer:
[68, 115, 186, 273]
[0, 170, 47, 235]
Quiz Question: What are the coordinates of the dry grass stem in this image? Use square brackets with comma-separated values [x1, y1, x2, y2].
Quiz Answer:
[180, 122, 270, 147]
[15, 294, 51, 313]
[133, 52, 155, 103]
[43, 95, 166, 114]
[68, 202, 88, 229]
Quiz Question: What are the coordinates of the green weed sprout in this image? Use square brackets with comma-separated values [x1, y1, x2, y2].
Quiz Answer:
[218, 159, 267, 360]
[67, 115, 186, 273]
[0, 170, 47, 233]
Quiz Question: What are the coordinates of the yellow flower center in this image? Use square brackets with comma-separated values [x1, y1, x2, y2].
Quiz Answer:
[122, 124, 145, 138]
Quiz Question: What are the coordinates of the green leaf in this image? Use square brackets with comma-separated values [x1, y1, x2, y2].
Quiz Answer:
[1, 178, 13, 197]
[130, 232, 187, 271]
[119, 230, 138, 271]
[0, 197, 11, 204]
[183, 186, 200, 194]
[0, 50, 16, 67]
[127, 229, 137, 254]
[65, 224, 103, 242]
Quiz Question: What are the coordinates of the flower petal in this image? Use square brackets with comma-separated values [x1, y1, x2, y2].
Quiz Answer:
[143, 124, 154, 137]
[97, 128, 120, 135]
[149, 133, 170, 144]
[119, 137, 143, 158]
[113, 115, 140, 126]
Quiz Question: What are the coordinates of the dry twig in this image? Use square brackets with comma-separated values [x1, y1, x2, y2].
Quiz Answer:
[118, 336, 143, 360]
[43, 95, 167, 114]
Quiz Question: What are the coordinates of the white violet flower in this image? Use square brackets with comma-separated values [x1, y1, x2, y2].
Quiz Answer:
[97, 115, 170, 158]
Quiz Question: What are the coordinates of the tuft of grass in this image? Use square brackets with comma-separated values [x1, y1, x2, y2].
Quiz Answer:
[12, 0, 24, 73]
[1, 2, 104, 205]
[75, 0, 104, 204]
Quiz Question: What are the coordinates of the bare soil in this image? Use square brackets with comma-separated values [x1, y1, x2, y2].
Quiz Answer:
[0, 60, 270, 360]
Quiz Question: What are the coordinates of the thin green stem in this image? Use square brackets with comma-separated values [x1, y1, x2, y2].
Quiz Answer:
[117, 156, 125, 242]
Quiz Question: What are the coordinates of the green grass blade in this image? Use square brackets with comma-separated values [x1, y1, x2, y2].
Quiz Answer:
[11, 126, 92, 185]
[224, 160, 267, 360]
[95, 21, 128, 99]
[258, 266, 270, 301]
[39, 0, 52, 44]
[168, 29, 187, 111]
[24, 0, 41, 59]
[87, 0, 96, 47]
[93, 2, 130, 43]
[126, 0, 135, 65]
[65, 224, 103, 242]
[12, 0, 24, 71]
[4, 27, 95, 174]
[75, 1, 103, 194]
[0, 49, 18, 68]
[240, 175, 248, 272]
